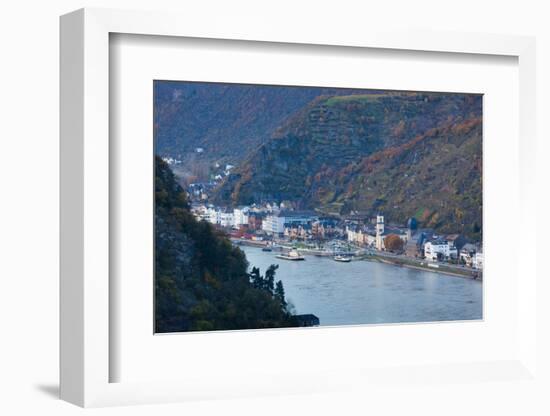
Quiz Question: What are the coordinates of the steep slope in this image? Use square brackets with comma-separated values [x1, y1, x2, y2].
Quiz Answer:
[316, 118, 483, 238]
[154, 81, 389, 164]
[155, 157, 296, 332]
[215, 92, 482, 227]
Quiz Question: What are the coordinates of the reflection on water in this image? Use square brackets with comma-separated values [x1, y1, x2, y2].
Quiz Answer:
[242, 246, 482, 326]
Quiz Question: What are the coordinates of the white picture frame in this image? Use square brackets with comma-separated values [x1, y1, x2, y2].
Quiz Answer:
[60, 7, 537, 407]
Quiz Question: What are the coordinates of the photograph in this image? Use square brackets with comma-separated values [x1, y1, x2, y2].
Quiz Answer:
[3, 1, 541, 412]
[154, 81, 483, 333]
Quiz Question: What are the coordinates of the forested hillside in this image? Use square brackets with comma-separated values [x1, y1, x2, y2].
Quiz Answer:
[215, 92, 482, 237]
[315, 118, 483, 238]
[155, 157, 297, 332]
[154, 81, 386, 164]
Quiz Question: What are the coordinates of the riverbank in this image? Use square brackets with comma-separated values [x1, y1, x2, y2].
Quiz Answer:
[359, 253, 482, 280]
[231, 238, 354, 256]
[231, 238, 268, 248]
[232, 238, 482, 280]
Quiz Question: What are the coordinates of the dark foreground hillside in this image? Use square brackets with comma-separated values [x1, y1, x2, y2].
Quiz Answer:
[155, 157, 297, 332]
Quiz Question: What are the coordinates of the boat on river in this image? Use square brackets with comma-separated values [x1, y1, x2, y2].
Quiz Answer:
[262, 246, 273, 252]
[276, 248, 305, 261]
[334, 255, 352, 263]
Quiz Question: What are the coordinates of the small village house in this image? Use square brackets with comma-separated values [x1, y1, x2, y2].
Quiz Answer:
[473, 251, 483, 269]
[459, 243, 478, 266]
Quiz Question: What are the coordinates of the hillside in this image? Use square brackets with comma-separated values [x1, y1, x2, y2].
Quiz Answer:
[154, 81, 389, 165]
[214, 92, 482, 238]
[314, 118, 483, 238]
[155, 157, 297, 332]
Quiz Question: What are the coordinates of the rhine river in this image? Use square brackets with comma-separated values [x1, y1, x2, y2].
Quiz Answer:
[242, 246, 482, 326]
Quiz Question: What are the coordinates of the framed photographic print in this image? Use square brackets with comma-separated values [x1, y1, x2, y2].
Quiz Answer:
[60, 8, 538, 407]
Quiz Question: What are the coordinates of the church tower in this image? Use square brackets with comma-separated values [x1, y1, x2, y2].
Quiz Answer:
[375, 214, 384, 250]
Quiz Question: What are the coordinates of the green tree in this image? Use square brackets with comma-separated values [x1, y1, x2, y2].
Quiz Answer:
[154, 156, 297, 333]
[264, 264, 278, 294]
[274, 280, 287, 309]
[249, 267, 262, 289]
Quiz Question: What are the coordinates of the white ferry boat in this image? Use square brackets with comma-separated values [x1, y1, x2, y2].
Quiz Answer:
[334, 255, 352, 263]
[276, 248, 305, 261]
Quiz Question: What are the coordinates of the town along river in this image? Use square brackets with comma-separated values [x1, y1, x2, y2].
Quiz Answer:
[241, 246, 482, 326]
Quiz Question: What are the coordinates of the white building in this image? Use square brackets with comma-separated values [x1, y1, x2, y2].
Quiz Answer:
[233, 207, 250, 229]
[473, 251, 483, 269]
[347, 226, 375, 246]
[207, 207, 234, 228]
[459, 243, 477, 266]
[207, 207, 219, 225]
[218, 212, 234, 228]
[424, 240, 457, 261]
[262, 214, 286, 234]
[347, 226, 363, 245]
[162, 157, 181, 165]
[375, 215, 385, 250]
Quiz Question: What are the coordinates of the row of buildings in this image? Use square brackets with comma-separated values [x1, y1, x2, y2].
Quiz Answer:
[347, 215, 483, 269]
[192, 203, 278, 230]
[408, 231, 482, 268]
[192, 203, 483, 269]
[192, 204, 340, 240]
[346, 215, 410, 250]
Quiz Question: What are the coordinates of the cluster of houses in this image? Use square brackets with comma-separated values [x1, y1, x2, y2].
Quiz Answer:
[161, 156, 182, 166]
[191, 203, 483, 269]
[261, 211, 338, 238]
[458, 243, 484, 269]
[346, 215, 410, 250]
[192, 203, 340, 241]
[212, 163, 235, 182]
[186, 163, 236, 202]
[347, 215, 483, 269]
[406, 230, 482, 269]
[193, 203, 273, 230]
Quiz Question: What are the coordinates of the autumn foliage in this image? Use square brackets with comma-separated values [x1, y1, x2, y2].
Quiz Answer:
[385, 234, 405, 252]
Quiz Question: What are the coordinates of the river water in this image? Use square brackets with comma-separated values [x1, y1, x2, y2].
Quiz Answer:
[242, 246, 482, 326]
